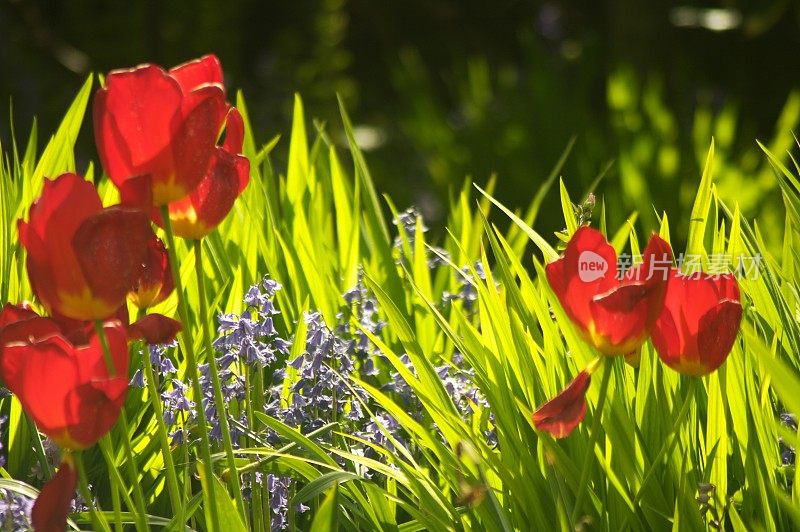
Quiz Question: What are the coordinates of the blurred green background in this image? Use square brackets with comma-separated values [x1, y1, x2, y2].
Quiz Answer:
[1, 0, 799, 247]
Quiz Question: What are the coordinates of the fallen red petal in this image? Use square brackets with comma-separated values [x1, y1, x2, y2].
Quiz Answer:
[128, 314, 183, 345]
[532, 370, 592, 438]
[31, 458, 77, 532]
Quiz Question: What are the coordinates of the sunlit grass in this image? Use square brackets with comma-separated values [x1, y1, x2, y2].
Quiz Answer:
[0, 77, 798, 531]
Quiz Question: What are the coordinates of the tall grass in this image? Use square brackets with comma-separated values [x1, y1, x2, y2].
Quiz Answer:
[0, 77, 798, 531]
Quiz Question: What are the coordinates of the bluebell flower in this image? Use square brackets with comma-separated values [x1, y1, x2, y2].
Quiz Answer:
[160, 357, 177, 375]
[217, 313, 239, 334]
[267, 474, 290, 531]
[218, 352, 238, 371]
[170, 428, 186, 446]
[244, 284, 267, 309]
[259, 316, 276, 337]
[782, 448, 795, 467]
[149, 342, 178, 378]
[130, 368, 146, 388]
[69, 482, 93, 514]
[29, 437, 60, 481]
[780, 412, 797, 472]
[0, 489, 34, 529]
[356, 413, 404, 454]
[273, 337, 291, 354]
[442, 261, 489, 312]
[392, 207, 426, 248]
[262, 278, 282, 298]
[162, 379, 195, 426]
[391, 207, 450, 268]
[780, 412, 797, 431]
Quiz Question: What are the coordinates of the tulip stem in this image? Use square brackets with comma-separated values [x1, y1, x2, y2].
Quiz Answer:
[93, 321, 150, 532]
[94, 321, 117, 375]
[74, 452, 111, 532]
[160, 205, 221, 532]
[193, 239, 249, 524]
[110, 478, 122, 532]
[620, 377, 698, 529]
[570, 357, 613, 524]
[98, 437, 131, 531]
[137, 318, 184, 522]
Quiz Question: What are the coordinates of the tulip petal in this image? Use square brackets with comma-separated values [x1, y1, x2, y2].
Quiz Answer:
[31, 458, 77, 532]
[223, 107, 245, 155]
[0, 316, 61, 349]
[532, 370, 591, 438]
[77, 321, 130, 380]
[1, 335, 79, 440]
[696, 299, 742, 373]
[168, 148, 248, 239]
[72, 207, 153, 306]
[66, 378, 128, 448]
[128, 314, 183, 345]
[19, 174, 108, 319]
[169, 54, 224, 95]
[167, 84, 229, 204]
[639, 233, 673, 325]
[589, 283, 650, 349]
[652, 271, 743, 376]
[545, 226, 618, 333]
[94, 65, 183, 190]
[49, 306, 129, 347]
[118, 174, 154, 210]
[0, 302, 38, 329]
[1, 320, 129, 449]
[129, 237, 174, 309]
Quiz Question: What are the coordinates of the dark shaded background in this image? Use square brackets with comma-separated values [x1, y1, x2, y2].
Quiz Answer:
[1, 0, 799, 238]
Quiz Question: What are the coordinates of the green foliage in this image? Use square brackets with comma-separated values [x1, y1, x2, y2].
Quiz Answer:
[0, 82, 799, 531]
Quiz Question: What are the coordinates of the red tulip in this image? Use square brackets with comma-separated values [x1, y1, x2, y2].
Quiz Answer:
[18, 173, 154, 321]
[532, 369, 592, 438]
[159, 107, 250, 239]
[94, 54, 229, 206]
[129, 236, 174, 309]
[0, 318, 129, 450]
[31, 457, 77, 532]
[0, 302, 38, 328]
[651, 270, 742, 376]
[545, 227, 673, 356]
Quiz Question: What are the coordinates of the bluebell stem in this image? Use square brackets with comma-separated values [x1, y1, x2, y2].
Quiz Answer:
[242, 471, 264, 501]
[0, 489, 33, 529]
